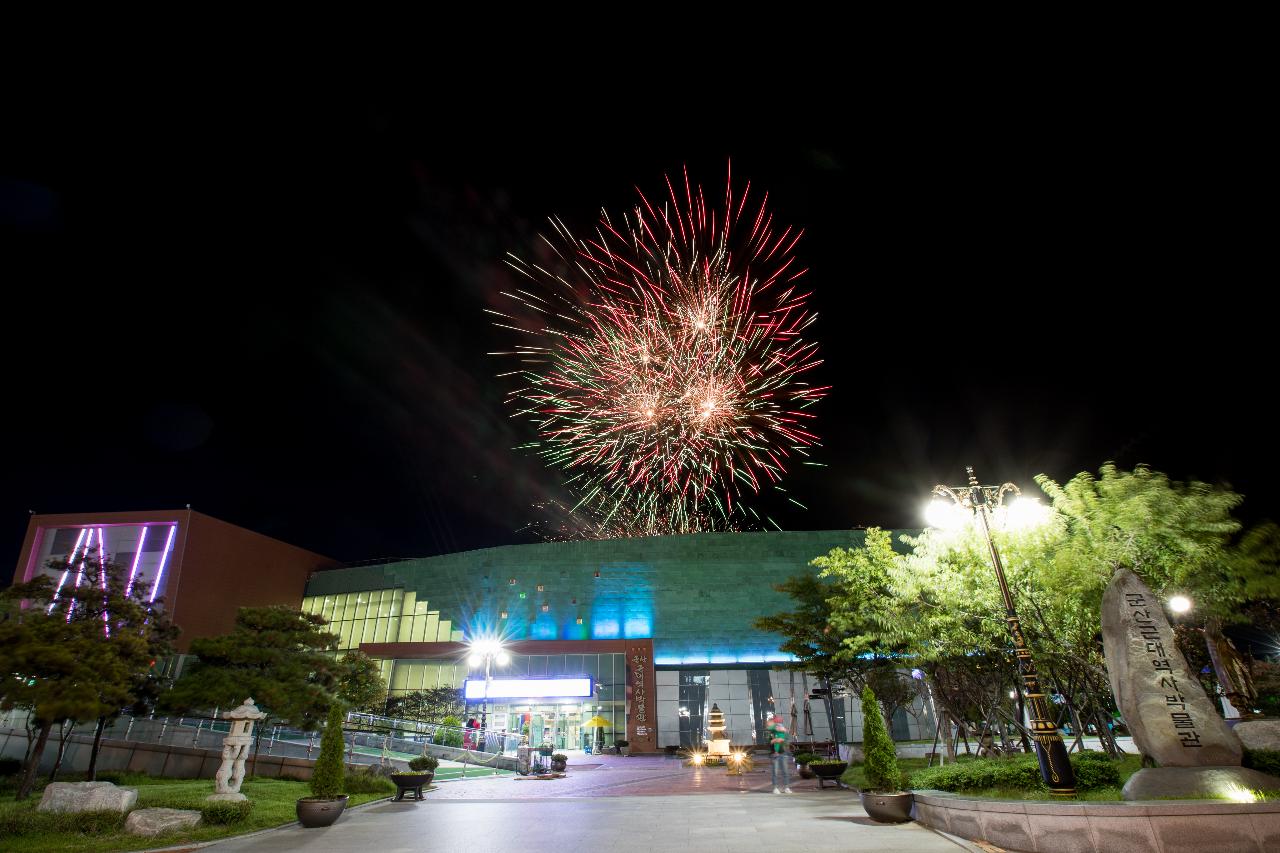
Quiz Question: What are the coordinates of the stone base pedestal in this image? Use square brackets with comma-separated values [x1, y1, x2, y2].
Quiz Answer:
[1122, 766, 1280, 800]
[206, 792, 248, 802]
[1234, 720, 1280, 751]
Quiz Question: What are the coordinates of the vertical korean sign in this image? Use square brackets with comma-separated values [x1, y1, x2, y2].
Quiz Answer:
[626, 640, 657, 753]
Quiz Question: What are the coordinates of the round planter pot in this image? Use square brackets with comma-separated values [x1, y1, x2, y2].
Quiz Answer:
[859, 791, 914, 823]
[390, 773, 434, 800]
[297, 795, 349, 828]
[797, 765, 816, 779]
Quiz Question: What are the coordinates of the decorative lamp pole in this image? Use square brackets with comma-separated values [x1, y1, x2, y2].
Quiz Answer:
[468, 638, 509, 753]
[930, 467, 1076, 797]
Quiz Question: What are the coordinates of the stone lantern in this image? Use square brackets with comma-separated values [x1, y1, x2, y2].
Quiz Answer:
[208, 698, 266, 802]
[706, 702, 731, 761]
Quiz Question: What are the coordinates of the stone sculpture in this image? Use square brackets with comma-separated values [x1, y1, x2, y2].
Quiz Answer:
[208, 697, 266, 802]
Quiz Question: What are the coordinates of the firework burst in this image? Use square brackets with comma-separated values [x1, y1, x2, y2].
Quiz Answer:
[493, 165, 828, 536]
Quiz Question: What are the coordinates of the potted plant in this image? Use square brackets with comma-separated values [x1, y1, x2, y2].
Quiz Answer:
[390, 755, 438, 801]
[809, 757, 849, 787]
[615, 738, 630, 756]
[297, 703, 350, 827]
[550, 752, 568, 772]
[793, 751, 821, 780]
[857, 686, 913, 823]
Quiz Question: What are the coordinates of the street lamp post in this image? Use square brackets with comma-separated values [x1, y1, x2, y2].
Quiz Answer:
[931, 467, 1076, 797]
[468, 638, 509, 753]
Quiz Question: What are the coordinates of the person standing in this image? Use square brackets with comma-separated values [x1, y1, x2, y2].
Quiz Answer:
[767, 713, 793, 794]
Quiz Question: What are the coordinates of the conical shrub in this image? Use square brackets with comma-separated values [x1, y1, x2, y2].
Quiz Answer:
[861, 685, 902, 792]
[310, 703, 347, 798]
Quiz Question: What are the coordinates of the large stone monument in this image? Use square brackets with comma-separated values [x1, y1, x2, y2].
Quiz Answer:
[208, 697, 266, 802]
[1101, 569, 1280, 799]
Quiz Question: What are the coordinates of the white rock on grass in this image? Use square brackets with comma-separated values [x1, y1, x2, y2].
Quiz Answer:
[124, 807, 203, 837]
[38, 781, 138, 813]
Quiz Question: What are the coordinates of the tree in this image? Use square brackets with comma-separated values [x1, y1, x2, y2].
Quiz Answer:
[0, 550, 178, 799]
[384, 687, 463, 723]
[309, 702, 346, 799]
[1037, 464, 1280, 717]
[860, 685, 902, 793]
[336, 651, 386, 713]
[164, 606, 339, 727]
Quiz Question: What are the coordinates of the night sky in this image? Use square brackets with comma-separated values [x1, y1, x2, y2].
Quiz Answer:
[3, 90, 1273, 566]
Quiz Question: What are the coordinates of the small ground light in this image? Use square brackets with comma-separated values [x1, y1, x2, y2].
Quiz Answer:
[1168, 596, 1192, 614]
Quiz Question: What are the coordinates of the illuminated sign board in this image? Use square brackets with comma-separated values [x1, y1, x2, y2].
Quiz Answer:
[463, 677, 593, 700]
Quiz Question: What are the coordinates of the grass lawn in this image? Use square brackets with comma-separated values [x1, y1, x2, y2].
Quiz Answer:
[0, 774, 389, 853]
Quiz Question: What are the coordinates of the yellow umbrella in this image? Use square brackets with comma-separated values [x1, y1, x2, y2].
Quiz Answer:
[584, 715, 611, 728]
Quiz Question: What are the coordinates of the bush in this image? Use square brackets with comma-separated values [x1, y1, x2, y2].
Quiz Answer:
[408, 755, 439, 772]
[793, 752, 821, 765]
[360, 763, 395, 778]
[1244, 748, 1280, 778]
[861, 686, 902, 792]
[310, 703, 347, 799]
[433, 716, 464, 748]
[551, 753, 568, 762]
[0, 757, 22, 777]
[908, 752, 1122, 793]
[0, 808, 126, 837]
[201, 800, 253, 825]
[343, 772, 396, 794]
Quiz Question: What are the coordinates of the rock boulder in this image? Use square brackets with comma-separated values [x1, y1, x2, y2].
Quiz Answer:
[38, 781, 138, 814]
[124, 807, 202, 837]
[1122, 765, 1280, 800]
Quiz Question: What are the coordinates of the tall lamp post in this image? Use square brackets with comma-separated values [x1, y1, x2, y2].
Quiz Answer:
[468, 638, 509, 752]
[928, 467, 1076, 797]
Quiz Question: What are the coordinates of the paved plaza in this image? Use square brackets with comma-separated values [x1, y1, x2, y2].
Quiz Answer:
[206, 756, 975, 852]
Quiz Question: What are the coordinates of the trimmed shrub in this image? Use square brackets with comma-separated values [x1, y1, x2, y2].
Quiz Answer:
[201, 800, 253, 825]
[360, 763, 396, 778]
[343, 772, 396, 794]
[408, 755, 439, 772]
[310, 703, 347, 799]
[793, 752, 821, 766]
[1244, 748, 1280, 778]
[909, 752, 1122, 793]
[861, 686, 902, 792]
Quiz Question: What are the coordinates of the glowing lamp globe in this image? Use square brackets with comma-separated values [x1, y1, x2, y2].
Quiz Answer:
[1168, 596, 1192, 614]
[925, 499, 969, 530]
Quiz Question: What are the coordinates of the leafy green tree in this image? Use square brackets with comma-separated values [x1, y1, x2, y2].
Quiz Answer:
[163, 606, 340, 751]
[860, 685, 902, 792]
[1037, 464, 1280, 716]
[337, 651, 387, 713]
[384, 687, 463, 722]
[309, 702, 346, 799]
[0, 551, 178, 799]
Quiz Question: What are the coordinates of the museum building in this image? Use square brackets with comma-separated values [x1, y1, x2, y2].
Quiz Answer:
[11, 513, 928, 752]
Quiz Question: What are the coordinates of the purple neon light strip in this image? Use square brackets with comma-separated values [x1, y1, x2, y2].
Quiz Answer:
[98, 528, 111, 637]
[48, 528, 88, 614]
[149, 525, 178, 603]
[67, 528, 95, 622]
[125, 527, 148, 598]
